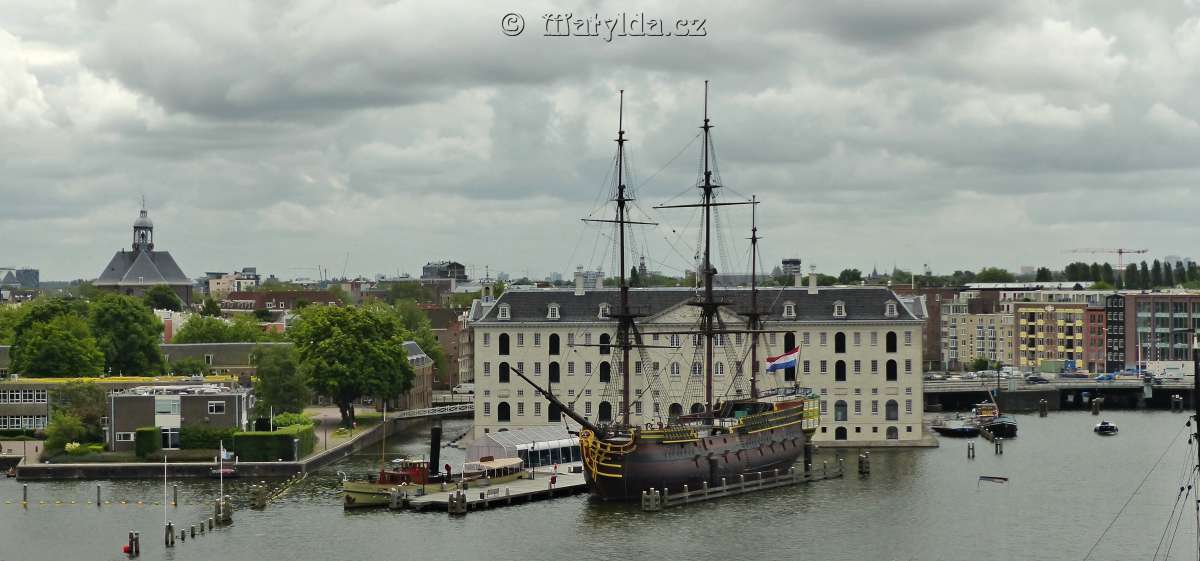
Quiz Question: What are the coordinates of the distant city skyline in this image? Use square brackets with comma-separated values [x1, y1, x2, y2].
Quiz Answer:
[4, 2, 1200, 280]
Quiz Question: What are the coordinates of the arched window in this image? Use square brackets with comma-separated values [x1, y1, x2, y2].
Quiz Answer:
[670, 362, 681, 378]
[548, 362, 560, 384]
[885, 400, 899, 421]
[599, 361, 611, 383]
[886, 426, 899, 440]
[835, 360, 847, 382]
[499, 362, 510, 384]
[549, 334, 560, 355]
[690, 403, 705, 414]
[598, 401, 613, 423]
[599, 333, 611, 355]
[548, 402, 561, 422]
[691, 362, 702, 377]
[499, 333, 511, 355]
[668, 403, 683, 420]
[886, 360, 898, 382]
[497, 402, 511, 422]
[783, 332, 797, 382]
[835, 332, 846, 354]
[834, 400, 848, 421]
[835, 427, 847, 441]
[886, 331, 898, 353]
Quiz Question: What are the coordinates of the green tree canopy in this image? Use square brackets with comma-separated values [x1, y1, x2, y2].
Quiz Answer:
[49, 382, 107, 442]
[289, 305, 414, 424]
[372, 301, 447, 377]
[173, 315, 278, 344]
[974, 267, 1016, 283]
[838, 269, 863, 284]
[200, 297, 222, 317]
[142, 284, 182, 311]
[253, 308, 275, 322]
[385, 282, 434, 304]
[89, 294, 163, 375]
[0, 305, 20, 345]
[12, 314, 103, 377]
[251, 345, 310, 416]
[1035, 267, 1053, 282]
[45, 412, 87, 452]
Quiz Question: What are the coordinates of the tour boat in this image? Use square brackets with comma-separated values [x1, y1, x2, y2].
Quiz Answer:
[931, 418, 980, 438]
[1094, 421, 1118, 435]
[342, 457, 525, 508]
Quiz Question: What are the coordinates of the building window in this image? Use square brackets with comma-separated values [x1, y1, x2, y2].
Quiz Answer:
[802, 332, 810, 346]
[499, 362, 511, 383]
[548, 304, 560, 319]
[599, 333, 611, 355]
[204, 354, 214, 366]
[517, 402, 525, 416]
[598, 401, 613, 423]
[549, 333, 560, 355]
[483, 333, 491, 346]
[499, 333, 511, 355]
[854, 400, 861, 414]
[803, 360, 811, 374]
[885, 300, 899, 318]
[835, 360, 846, 382]
[853, 360, 861, 374]
[834, 400, 848, 422]
[834, 332, 846, 353]
[835, 427, 847, 440]
[534, 362, 542, 375]
[517, 333, 525, 346]
[534, 402, 542, 416]
[906, 399, 913, 414]
[886, 400, 899, 421]
[497, 402, 511, 422]
[886, 360, 898, 382]
[483, 362, 491, 375]
[820, 332, 827, 346]
[833, 300, 846, 318]
[599, 362, 611, 383]
[905, 359, 912, 374]
[568, 362, 575, 374]
[116, 432, 135, 442]
[820, 360, 828, 374]
[598, 303, 610, 319]
[585, 362, 593, 374]
[904, 331, 913, 346]
[534, 333, 541, 346]
[549, 362, 560, 383]
[207, 401, 226, 415]
[886, 331, 898, 353]
[783, 302, 796, 318]
[498, 305, 511, 320]
[871, 401, 878, 415]
[691, 362, 702, 377]
[871, 332, 879, 346]
[483, 402, 491, 416]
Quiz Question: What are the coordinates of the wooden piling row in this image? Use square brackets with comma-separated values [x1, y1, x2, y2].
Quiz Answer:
[641, 465, 845, 511]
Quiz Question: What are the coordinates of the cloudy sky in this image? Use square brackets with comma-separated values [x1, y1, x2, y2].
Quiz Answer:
[3, 0, 1200, 282]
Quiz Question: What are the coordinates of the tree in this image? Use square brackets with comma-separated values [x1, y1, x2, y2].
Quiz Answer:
[289, 305, 414, 425]
[838, 269, 863, 284]
[200, 297, 222, 317]
[89, 294, 163, 375]
[974, 267, 1016, 283]
[12, 297, 90, 343]
[12, 315, 104, 377]
[0, 305, 20, 345]
[1101, 263, 1115, 286]
[1151, 260, 1164, 287]
[969, 358, 991, 372]
[253, 308, 275, 322]
[142, 284, 182, 311]
[1090, 280, 1114, 290]
[1035, 267, 1053, 282]
[327, 285, 353, 305]
[1124, 264, 1139, 289]
[49, 382, 108, 442]
[629, 267, 641, 288]
[1175, 261, 1187, 285]
[1164, 261, 1176, 287]
[373, 301, 447, 377]
[173, 315, 276, 343]
[45, 412, 87, 452]
[251, 345, 310, 416]
[1139, 261, 1151, 290]
[385, 282, 434, 304]
[168, 356, 211, 376]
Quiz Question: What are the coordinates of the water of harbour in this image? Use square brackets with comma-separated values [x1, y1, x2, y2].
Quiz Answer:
[1, 411, 1195, 561]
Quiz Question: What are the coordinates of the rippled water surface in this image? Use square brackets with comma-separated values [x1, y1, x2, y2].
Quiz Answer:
[1, 412, 1194, 561]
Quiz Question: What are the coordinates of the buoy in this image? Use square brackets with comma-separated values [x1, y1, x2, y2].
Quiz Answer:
[122, 545, 131, 554]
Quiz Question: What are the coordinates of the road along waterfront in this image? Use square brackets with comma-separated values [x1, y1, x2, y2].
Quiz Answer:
[0, 412, 1192, 561]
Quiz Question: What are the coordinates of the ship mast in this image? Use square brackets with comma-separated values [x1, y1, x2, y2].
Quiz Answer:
[747, 195, 761, 399]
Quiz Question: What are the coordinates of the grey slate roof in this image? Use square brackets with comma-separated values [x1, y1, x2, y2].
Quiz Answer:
[476, 286, 920, 323]
[96, 249, 191, 287]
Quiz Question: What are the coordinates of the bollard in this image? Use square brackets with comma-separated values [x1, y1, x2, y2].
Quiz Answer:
[127, 531, 135, 557]
[199, 522, 205, 535]
[134, 531, 140, 556]
[822, 461, 828, 476]
[173, 484, 178, 507]
[97, 484, 102, 506]
[180, 528, 185, 543]
[165, 522, 174, 548]
[208, 517, 214, 531]
[720, 476, 726, 489]
[967, 442, 975, 459]
[23, 483, 28, 505]
[190, 524, 196, 538]
[994, 440, 1003, 454]
[702, 480, 708, 497]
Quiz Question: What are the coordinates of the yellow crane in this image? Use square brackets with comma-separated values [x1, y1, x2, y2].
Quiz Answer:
[1064, 248, 1149, 271]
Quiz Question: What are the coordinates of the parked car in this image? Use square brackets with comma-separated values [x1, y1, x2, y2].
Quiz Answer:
[963, 372, 979, 380]
[1094, 373, 1116, 382]
[923, 373, 946, 381]
[1025, 375, 1051, 384]
[451, 383, 475, 395]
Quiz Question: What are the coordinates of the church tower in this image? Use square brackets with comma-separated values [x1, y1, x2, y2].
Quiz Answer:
[132, 207, 154, 252]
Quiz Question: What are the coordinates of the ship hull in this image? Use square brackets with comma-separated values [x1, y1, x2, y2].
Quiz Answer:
[583, 422, 811, 501]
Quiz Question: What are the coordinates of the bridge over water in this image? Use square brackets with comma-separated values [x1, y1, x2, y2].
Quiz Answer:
[923, 378, 1194, 412]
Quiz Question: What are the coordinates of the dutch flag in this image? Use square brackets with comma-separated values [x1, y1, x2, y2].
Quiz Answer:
[765, 348, 801, 372]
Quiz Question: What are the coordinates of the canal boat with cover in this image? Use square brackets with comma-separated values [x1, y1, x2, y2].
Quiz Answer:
[931, 418, 980, 438]
[1094, 421, 1118, 435]
[342, 457, 526, 507]
[517, 84, 819, 501]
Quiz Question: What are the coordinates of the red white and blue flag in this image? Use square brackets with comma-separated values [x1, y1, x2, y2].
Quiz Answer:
[765, 348, 801, 372]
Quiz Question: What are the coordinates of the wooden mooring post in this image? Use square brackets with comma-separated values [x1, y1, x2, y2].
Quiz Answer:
[1038, 399, 1048, 417]
[1091, 397, 1103, 415]
[994, 439, 1003, 455]
[858, 451, 871, 476]
[967, 442, 975, 459]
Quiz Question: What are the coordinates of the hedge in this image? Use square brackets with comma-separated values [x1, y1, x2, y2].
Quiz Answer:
[179, 426, 238, 450]
[232, 424, 315, 462]
[134, 427, 160, 459]
[0, 429, 37, 438]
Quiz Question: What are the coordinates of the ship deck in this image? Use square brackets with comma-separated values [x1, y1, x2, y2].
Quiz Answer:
[399, 464, 587, 512]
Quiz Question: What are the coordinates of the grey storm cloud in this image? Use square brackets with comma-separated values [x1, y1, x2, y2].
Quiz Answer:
[2, 0, 1200, 282]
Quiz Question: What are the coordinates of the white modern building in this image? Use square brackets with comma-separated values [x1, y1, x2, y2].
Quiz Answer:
[468, 274, 926, 445]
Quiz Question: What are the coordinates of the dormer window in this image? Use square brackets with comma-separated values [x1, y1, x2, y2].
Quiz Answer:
[833, 300, 846, 319]
[547, 303, 560, 320]
[885, 300, 898, 319]
[498, 304, 511, 320]
[782, 302, 796, 319]
[598, 303, 610, 319]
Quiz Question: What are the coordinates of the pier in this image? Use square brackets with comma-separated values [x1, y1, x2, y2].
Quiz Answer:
[641, 463, 846, 511]
[391, 467, 587, 513]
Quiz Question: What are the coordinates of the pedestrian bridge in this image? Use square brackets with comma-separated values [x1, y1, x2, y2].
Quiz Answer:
[391, 403, 473, 419]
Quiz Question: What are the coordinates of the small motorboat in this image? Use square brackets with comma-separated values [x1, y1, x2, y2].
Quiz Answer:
[210, 467, 238, 478]
[931, 419, 980, 438]
[1094, 421, 1118, 435]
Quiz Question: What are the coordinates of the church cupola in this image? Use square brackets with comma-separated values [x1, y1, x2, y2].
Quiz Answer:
[132, 207, 154, 252]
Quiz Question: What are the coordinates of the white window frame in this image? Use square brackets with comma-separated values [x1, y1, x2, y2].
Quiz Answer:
[208, 401, 226, 415]
[783, 302, 796, 318]
[116, 432, 135, 442]
[547, 304, 560, 319]
[497, 305, 511, 320]
[833, 300, 846, 318]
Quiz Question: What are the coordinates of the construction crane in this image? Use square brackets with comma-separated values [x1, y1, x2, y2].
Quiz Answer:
[1064, 248, 1149, 270]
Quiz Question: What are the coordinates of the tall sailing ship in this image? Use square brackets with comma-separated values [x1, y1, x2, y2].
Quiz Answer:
[516, 83, 820, 501]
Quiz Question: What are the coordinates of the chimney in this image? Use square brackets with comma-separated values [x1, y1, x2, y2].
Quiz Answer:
[807, 265, 818, 295]
[574, 267, 585, 296]
[793, 272, 803, 288]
